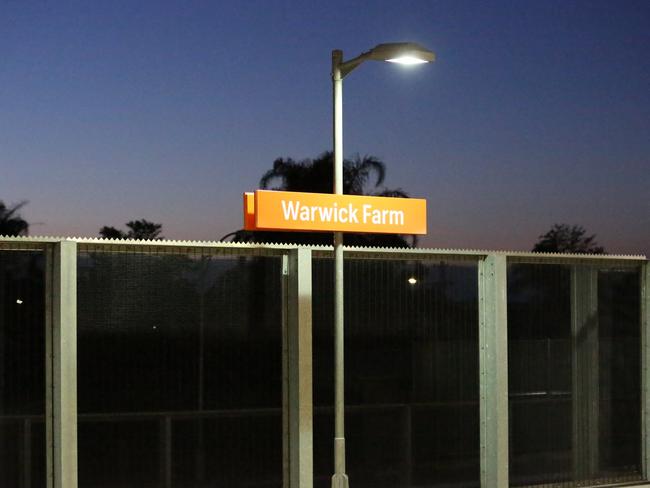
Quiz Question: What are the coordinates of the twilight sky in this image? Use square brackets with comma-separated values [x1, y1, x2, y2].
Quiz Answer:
[1, 0, 648, 254]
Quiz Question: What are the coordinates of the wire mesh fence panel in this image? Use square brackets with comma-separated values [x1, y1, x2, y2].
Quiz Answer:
[77, 248, 283, 488]
[312, 257, 480, 488]
[0, 250, 46, 488]
[598, 269, 641, 480]
[507, 263, 642, 487]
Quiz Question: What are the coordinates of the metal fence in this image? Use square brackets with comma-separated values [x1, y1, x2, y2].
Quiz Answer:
[0, 237, 647, 488]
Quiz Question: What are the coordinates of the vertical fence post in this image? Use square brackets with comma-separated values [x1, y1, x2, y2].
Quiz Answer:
[570, 265, 599, 481]
[642, 261, 650, 480]
[45, 240, 78, 488]
[159, 416, 172, 488]
[401, 405, 412, 486]
[283, 248, 313, 488]
[23, 418, 32, 488]
[282, 254, 289, 488]
[478, 254, 509, 488]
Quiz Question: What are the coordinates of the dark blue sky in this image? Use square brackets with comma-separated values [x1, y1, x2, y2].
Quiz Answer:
[2, 0, 648, 253]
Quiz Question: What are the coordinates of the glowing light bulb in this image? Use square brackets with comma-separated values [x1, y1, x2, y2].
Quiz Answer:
[386, 56, 429, 65]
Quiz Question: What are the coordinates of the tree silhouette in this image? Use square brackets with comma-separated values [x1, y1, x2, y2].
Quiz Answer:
[532, 224, 605, 254]
[0, 200, 29, 236]
[223, 151, 414, 247]
[99, 219, 164, 240]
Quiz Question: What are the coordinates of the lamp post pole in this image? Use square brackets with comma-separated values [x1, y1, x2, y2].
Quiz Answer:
[331, 48, 348, 488]
[329, 43, 434, 488]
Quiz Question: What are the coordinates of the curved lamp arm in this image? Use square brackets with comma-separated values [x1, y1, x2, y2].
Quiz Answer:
[333, 42, 436, 79]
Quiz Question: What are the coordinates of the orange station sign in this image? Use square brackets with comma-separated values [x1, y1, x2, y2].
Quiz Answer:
[244, 190, 426, 235]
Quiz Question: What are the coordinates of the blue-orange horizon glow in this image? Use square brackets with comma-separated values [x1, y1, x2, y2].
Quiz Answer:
[1, 1, 648, 255]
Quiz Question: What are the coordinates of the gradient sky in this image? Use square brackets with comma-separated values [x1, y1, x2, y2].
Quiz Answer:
[1, 0, 648, 254]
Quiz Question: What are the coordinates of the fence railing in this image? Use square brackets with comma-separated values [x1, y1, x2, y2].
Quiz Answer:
[0, 236, 647, 488]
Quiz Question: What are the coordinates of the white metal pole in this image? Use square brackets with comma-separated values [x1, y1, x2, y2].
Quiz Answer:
[478, 254, 509, 487]
[331, 49, 349, 488]
[47, 240, 78, 488]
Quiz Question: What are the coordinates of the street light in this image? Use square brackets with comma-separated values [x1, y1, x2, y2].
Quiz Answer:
[331, 41, 435, 488]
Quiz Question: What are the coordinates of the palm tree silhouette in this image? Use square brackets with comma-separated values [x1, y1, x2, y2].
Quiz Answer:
[223, 152, 414, 247]
[99, 219, 164, 240]
[0, 200, 29, 236]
